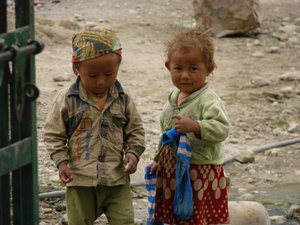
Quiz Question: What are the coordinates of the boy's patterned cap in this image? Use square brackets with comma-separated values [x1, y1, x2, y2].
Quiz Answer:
[72, 27, 122, 62]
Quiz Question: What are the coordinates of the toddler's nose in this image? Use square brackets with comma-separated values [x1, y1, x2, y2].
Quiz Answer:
[181, 70, 190, 79]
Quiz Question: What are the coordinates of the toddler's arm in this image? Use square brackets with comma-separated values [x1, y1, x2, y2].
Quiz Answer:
[149, 161, 158, 175]
[172, 115, 201, 135]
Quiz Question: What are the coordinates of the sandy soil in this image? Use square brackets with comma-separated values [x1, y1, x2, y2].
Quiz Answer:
[23, 0, 300, 223]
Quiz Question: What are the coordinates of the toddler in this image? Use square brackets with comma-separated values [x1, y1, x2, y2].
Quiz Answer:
[149, 29, 230, 225]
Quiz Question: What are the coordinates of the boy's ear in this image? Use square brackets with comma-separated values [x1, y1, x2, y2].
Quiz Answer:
[72, 63, 79, 76]
[165, 61, 170, 71]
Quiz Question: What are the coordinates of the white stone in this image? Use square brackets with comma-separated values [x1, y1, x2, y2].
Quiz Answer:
[229, 201, 270, 225]
[270, 215, 286, 224]
[252, 51, 265, 58]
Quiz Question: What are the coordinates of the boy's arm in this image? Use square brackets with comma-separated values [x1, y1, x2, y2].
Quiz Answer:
[123, 95, 145, 160]
[44, 92, 69, 168]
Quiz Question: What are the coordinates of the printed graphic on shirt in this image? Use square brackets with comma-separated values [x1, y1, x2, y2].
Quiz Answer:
[75, 118, 92, 161]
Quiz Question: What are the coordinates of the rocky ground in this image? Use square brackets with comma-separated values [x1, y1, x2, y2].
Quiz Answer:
[7, 0, 300, 224]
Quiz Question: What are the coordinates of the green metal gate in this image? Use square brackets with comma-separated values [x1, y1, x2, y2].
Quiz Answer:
[0, 0, 43, 224]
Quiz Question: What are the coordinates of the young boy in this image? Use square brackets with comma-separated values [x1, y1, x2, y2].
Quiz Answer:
[44, 27, 145, 225]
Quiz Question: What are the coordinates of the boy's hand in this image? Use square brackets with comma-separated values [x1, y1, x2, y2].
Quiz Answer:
[58, 161, 73, 184]
[172, 115, 201, 135]
[123, 152, 138, 174]
[149, 161, 158, 175]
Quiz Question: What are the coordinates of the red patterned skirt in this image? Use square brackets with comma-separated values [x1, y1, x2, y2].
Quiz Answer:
[154, 147, 230, 225]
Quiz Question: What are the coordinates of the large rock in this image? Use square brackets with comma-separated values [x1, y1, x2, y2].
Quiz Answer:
[229, 201, 270, 225]
[192, 0, 261, 37]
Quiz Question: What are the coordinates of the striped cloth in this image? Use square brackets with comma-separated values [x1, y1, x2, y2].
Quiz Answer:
[162, 128, 193, 221]
[144, 166, 164, 225]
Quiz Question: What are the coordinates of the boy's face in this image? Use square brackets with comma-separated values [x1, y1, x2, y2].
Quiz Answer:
[165, 49, 212, 95]
[73, 53, 120, 97]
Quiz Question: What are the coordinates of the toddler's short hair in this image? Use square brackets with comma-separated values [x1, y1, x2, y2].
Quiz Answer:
[165, 29, 216, 71]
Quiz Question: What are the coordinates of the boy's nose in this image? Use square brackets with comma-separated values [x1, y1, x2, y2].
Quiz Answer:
[96, 78, 105, 86]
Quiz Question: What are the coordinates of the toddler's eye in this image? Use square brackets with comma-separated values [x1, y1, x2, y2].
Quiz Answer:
[174, 67, 181, 71]
[105, 73, 112, 77]
[191, 67, 197, 71]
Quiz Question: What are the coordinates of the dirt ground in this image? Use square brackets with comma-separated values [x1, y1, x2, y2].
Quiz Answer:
[21, 0, 300, 224]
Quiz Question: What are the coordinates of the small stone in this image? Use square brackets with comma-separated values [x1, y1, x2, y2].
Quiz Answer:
[74, 14, 84, 22]
[288, 123, 300, 133]
[279, 70, 300, 81]
[60, 213, 68, 225]
[247, 177, 256, 184]
[237, 188, 248, 193]
[238, 193, 254, 200]
[251, 77, 270, 88]
[98, 18, 109, 23]
[269, 46, 280, 53]
[288, 37, 299, 44]
[84, 21, 97, 28]
[294, 18, 300, 25]
[228, 138, 239, 144]
[287, 205, 300, 221]
[295, 170, 300, 176]
[252, 51, 264, 58]
[283, 17, 291, 22]
[265, 149, 279, 157]
[43, 208, 53, 213]
[279, 24, 296, 34]
[53, 76, 70, 82]
[59, 19, 81, 30]
[270, 215, 286, 224]
[280, 86, 293, 95]
[253, 39, 260, 46]
[249, 169, 256, 174]
[235, 150, 255, 163]
[262, 91, 281, 99]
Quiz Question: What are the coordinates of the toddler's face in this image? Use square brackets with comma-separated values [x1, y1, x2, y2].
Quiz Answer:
[74, 53, 120, 97]
[166, 49, 212, 95]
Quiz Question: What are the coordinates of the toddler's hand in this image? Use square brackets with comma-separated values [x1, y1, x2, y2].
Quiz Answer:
[148, 161, 158, 175]
[58, 161, 73, 184]
[123, 153, 138, 174]
[172, 115, 200, 134]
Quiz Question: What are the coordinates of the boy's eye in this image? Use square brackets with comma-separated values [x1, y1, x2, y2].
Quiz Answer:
[191, 67, 197, 71]
[174, 67, 181, 71]
[89, 74, 97, 78]
[105, 73, 112, 77]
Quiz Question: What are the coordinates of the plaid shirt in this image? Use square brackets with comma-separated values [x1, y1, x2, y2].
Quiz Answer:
[44, 77, 145, 186]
